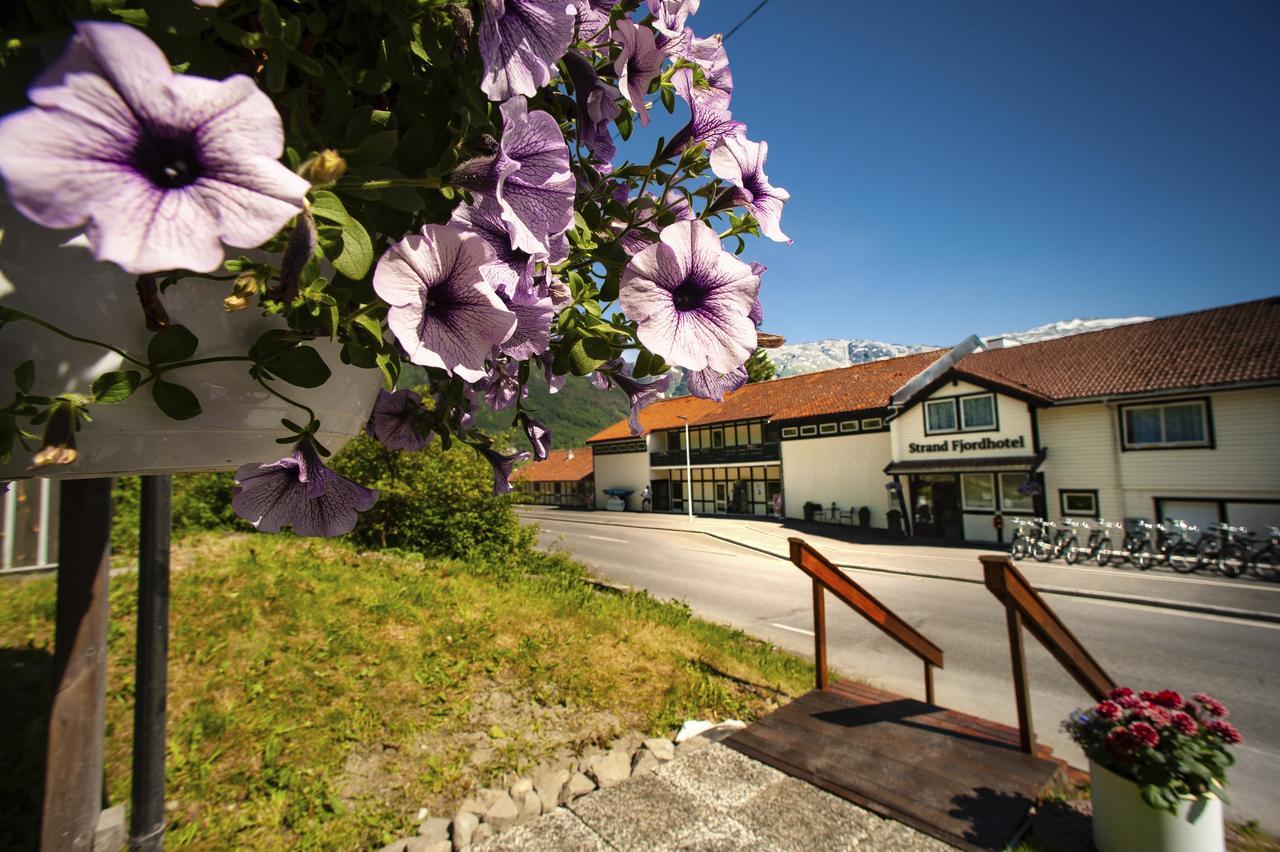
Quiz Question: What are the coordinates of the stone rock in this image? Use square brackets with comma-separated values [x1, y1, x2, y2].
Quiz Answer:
[518, 789, 542, 822]
[589, 748, 632, 788]
[510, 777, 533, 798]
[458, 797, 486, 817]
[575, 745, 604, 774]
[472, 823, 495, 845]
[631, 748, 661, 777]
[418, 816, 451, 843]
[643, 737, 676, 761]
[381, 836, 441, 852]
[452, 811, 479, 851]
[609, 732, 644, 754]
[483, 792, 520, 830]
[469, 746, 496, 767]
[532, 765, 570, 812]
[564, 771, 596, 801]
[674, 735, 712, 758]
[419, 843, 451, 852]
[478, 787, 505, 808]
[94, 806, 126, 852]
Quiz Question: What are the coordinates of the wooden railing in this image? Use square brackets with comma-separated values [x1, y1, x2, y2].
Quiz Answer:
[980, 554, 1116, 754]
[788, 538, 944, 703]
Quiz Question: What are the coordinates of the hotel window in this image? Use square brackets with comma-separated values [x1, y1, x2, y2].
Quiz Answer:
[799, 425, 818, 436]
[1121, 400, 1210, 449]
[861, 417, 883, 430]
[961, 473, 996, 510]
[749, 422, 763, 445]
[780, 426, 798, 438]
[1000, 472, 1034, 512]
[839, 420, 858, 433]
[1060, 490, 1098, 517]
[819, 423, 838, 435]
[961, 394, 996, 430]
[925, 399, 957, 433]
[711, 428, 724, 448]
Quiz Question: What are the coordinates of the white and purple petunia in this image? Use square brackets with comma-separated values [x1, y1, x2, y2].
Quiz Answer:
[373, 223, 516, 383]
[648, 0, 701, 39]
[711, 134, 791, 243]
[520, 412, 553, 460]
[591, 359, 672, 435]
[666, 68, 744, 155]
[479, 0, 575, 101]
[686, 365, 747, 403]
[614, 18, 664, 127]
[451, 197, 537, 296]
[683, 32, 732, 108]
[620, 219, 760, 373]
[476, 358, 527, 411]
[454, 98, 575, 260]
[480, 446, 531, 495]
[563, 51, 620, 163]
[573, 0, 615, 45]
[232, 445, 379, 537]
[0, 21, 308, 275]
[365, 388, 432, 452]
[748, 261, 766, 327]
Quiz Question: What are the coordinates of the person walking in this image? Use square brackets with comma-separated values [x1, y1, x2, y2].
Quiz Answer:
[641, 484, 652, 512]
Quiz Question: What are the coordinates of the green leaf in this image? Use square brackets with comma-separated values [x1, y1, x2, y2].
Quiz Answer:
[345, 130, 399, 167]
[660, 83, 675, 113]
[14, 360, 34, 393]
[259, 0, 283, 38]
[264, 346, 331, 388]
[310, 191, 375, 279]
[616, 108, 633, 141]
[567, 337, 611, 377]
[91, 370, 141, 404]
[249, 329, 301, 364]
[633, 350, 653, 379]
[152, 380, 202, 421]
[148, 324, 198, 364]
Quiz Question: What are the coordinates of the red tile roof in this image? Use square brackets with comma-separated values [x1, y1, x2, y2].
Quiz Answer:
[955, 298, 1280, 401]
[511, 447, 594, 482]
[587, 350, 945, 441]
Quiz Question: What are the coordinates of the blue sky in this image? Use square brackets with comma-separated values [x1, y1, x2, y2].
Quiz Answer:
[625, 1, 1280, 345]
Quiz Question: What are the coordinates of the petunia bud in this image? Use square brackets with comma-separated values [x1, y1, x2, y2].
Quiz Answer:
[224, 270, 263, 312]
[299, 149, 346, 185]
[31, 404, 78, 469]
[757, 332, 786, 349]
[135, 275, 169, 331]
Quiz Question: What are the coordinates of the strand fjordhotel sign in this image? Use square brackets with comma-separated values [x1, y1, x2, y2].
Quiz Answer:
[908, 436, 1028, 454]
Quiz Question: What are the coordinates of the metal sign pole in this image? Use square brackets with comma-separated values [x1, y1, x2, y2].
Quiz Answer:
[129, 475, 172, 851]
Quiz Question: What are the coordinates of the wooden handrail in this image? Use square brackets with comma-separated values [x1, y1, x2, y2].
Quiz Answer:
[980, 554, 1116, 753]
[789, 538, 943, 703]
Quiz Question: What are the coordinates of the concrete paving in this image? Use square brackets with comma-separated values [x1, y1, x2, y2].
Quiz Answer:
[518, 505, 1280, 833]
[475, 744, 955, 851]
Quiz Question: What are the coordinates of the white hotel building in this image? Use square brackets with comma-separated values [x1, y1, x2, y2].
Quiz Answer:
[584, 298, 1280, 545]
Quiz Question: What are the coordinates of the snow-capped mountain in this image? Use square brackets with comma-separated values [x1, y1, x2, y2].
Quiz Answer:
[765, 316, 1154, 378]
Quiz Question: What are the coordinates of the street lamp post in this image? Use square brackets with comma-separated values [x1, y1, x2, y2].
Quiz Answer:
[678, 415, 693, 521]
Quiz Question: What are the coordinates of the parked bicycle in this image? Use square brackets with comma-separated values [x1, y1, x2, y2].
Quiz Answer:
[1217, 525, 1280, 580]
[1008, 517, 1044, 560]
[1065, 519, 1110, 565]
[1034, 518, 1082, 563]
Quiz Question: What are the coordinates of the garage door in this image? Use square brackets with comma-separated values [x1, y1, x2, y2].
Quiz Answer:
[1159, 500, 1221, 542]
[1226, 502, 1280, 534]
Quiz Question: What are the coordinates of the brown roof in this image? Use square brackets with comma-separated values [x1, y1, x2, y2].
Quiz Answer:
[587, 350, 946, 441]
[511, 447, 594, 482]
[955, 298, 1280, 401]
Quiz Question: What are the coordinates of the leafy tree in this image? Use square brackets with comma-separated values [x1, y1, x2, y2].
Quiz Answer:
[745, 348, 776, 383]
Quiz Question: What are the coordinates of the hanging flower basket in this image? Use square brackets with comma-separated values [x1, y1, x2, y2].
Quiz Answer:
[1017, 479, 1043, 497]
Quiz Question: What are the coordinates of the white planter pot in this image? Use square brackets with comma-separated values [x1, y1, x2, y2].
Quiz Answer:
[1090, 759, 1224, 852]
[0, 203, 381, 479]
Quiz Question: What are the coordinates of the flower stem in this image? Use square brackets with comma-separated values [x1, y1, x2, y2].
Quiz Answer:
[335, 175, 444, 191]
[256, 375, 317, 425]
[3, 308, 147, 367]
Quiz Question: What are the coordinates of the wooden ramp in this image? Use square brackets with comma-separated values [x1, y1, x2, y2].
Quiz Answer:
[723, 679, 1066, 851]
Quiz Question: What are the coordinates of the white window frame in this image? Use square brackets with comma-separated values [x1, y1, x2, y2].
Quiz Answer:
[1061, 490, 1098, 517]
[961, 473, 996, 511]
[1121, 399, 1211, 449]
[924, 393, 997, 434]
[999, 472, 1034, 512]
[924, 398, 957, 434]
[819, 423, 838, 435]
[861, 417, 883, 430]
[780, 426, 798, 439]
[839, 420, 859, 433]
[960, 394, 997, 430]
[799, 424, 818, 437]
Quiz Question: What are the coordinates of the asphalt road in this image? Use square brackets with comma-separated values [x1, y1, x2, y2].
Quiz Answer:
[525, 511, 1280, 832]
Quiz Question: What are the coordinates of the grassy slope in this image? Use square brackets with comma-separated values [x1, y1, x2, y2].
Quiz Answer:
[0, 533, 811, 850]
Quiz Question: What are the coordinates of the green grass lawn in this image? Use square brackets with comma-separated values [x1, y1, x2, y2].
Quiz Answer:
[0, 533, 813, 850]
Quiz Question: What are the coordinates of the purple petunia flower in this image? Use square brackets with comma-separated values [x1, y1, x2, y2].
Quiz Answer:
[480, 446, 531, 495]
[476, 358, 527, 411]
[648, 0, 701, 39]
[520, 413, 553, 460]
[613, 369, 672, 434]
[614, 19, 664, 127]
[453, 98, 575, 259]
[539, 351, 567, 394]
[0, 22, 308, 275]
[710, 134, 791, 243]
[564, 51, 621, 163]
[574, 0, 615, 46]
[663, 68, 745, 156]
[619, 219, 760, 373]
[232, 445, 379, 537]
[373, 223, 516, 383]
[686, 32, 732, 107]
[686, 365, 747, 402]
[479, 0, 575, 101]
[497, 282, 554, 361]
[451, 197, 536, 296]
[748, 262, 766, 327]
[366, 389, 432, 452]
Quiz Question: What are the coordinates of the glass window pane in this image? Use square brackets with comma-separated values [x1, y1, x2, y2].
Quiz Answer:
[1125, 408, 1164, 445]
[1164, 404, 1205, 443]
[737, 424, 749, 445]
[1000, 473, 1034, 512]
[712, 429, 724, 448]
[962, 395, 996, 429]
[961, 473, 995, 510]
[1064, 492, 1097, 514]
[926, 400, 956, 432]
[724, 426, 737, 447]
[749, 422, 762, 445]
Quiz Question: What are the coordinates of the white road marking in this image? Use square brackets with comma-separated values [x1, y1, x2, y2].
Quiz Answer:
[586, 534, 629, 543]
[770, 622, 816, 637]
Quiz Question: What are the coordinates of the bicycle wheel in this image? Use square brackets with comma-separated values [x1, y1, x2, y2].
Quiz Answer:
[1095, 538, 1113, 566]
[1063, 536, 1081, 565]
[1032, 538, 1054, 562]
[1168, 542, 1199, 574]
[1254, 548, 1279, 582]
[1133, 542, 1154, 570]
[1218, 543, 1246, 578]
[1010, 535, 1029, 560]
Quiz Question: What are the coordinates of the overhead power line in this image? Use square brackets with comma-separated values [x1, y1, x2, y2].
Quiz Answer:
[724, 0, 775, 41]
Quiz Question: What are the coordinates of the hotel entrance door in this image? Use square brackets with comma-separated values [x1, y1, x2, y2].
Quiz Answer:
[909, 474, 962, 539]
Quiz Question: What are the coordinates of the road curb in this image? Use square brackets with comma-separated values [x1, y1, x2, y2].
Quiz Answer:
[521, 509, 1280, 626]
